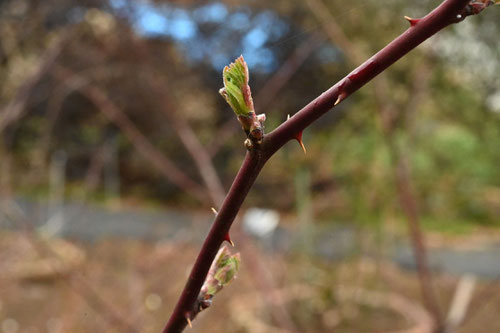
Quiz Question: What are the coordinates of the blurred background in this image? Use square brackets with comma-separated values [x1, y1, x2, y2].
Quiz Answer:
[0, 0, 499, 332]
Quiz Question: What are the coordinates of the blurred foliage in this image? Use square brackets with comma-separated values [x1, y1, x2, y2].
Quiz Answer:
[0, 0, 499, 227]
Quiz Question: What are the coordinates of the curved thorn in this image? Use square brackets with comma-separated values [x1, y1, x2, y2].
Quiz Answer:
[224, 233, 235, 247]
[334, 92, 346, 106]
[404, 15, 420, 27]
[334, 96, 341, 106]
[294, 131, 307, 154]
[297, 139, 307, 154]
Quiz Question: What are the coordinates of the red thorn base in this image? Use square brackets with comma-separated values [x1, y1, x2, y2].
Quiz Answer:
[224, 233, 235, 247]
[404, 15, 420, 27]
[294, 131, 307, 154]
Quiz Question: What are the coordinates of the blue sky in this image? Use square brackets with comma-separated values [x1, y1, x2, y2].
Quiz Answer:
[107, 0, 340, 73]
[109, 0, 291, 73]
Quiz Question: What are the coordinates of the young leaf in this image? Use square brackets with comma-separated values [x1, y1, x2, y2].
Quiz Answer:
[200, 245, 241, 298]
[219, 56, 255, 117]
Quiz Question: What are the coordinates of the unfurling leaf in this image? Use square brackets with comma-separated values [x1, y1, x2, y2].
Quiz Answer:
[219, 56, 266, 146]
[197, 245, 240, 311]
[219, 55, 254, 117]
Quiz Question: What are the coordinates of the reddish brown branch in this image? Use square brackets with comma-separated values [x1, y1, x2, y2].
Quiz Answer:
[165, 151, 266, 332]
[84, 87, 207, 202]
[394, 150, 444, 326]
[0, 30, 71, 134]
[144, 76, 226, 206]
[164, 1, 487, 331]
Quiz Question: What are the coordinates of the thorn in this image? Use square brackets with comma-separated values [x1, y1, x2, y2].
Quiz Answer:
[297, 139, 307, 154]
[334, 93, 346, 106]
[294, 131, 307, 154]
[224, 233, 235, 247]
[287, 114, 290, 120]
[404, 15, 420, 27]
[211, 207, 218, 215]
[334, 96, 341, 106]
[186, 317, 192, 328]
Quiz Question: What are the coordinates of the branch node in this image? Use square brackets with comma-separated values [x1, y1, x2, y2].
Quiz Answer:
[457, 0, 497, 21]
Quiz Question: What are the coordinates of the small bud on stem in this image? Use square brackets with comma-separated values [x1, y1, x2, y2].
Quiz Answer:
[184, 246, 240, 326]
[466, 0, 497, 14]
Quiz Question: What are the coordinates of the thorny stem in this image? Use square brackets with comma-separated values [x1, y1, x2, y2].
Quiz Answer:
[164, 1, 493, 331]
[165, 150, 267, 332]
[207, 33, 323, 157]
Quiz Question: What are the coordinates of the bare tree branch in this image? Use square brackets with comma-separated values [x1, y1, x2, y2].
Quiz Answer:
[0, 31, 71, 133]
[52, 67, 207, 203]
[144, 75, 226, 207]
